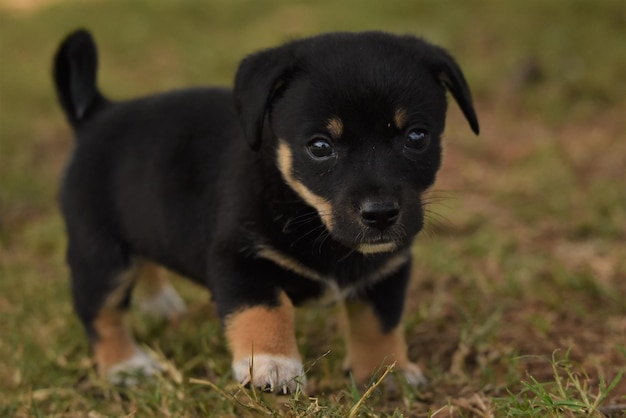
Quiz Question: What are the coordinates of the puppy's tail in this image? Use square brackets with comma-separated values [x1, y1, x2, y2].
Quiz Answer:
[53, 29, 107, 128]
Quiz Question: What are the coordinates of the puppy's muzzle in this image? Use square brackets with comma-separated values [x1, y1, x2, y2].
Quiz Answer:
[359, 200, 400, 230]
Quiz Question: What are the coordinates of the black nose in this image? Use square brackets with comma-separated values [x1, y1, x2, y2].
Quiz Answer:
[360, 200, 400, 230]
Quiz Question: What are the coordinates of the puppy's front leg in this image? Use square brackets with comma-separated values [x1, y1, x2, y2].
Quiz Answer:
[224, 291, 304, 393]
[342, 261, 426, 387]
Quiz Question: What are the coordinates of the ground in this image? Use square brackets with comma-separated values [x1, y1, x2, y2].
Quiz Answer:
[0, 0, 625, 416]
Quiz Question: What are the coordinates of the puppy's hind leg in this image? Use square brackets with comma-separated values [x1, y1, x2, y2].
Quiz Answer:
[136, 263, 186, 321]
[68, 243, 162, 385]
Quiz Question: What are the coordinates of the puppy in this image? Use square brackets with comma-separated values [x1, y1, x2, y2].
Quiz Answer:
[53, 29, 479, 393]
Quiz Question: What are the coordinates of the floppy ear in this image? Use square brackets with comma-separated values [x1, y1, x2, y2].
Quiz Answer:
[234, 45, 295, 151]
[430, 46, 480, 135]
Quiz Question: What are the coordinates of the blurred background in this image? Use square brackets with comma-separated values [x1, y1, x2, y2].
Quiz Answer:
[1, 0, 625, 416]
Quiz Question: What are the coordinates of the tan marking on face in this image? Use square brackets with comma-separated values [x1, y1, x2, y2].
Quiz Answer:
[326, 117, 344, 139]
[256, 245, 326, 282]
[225, 291, 300, 363]
[341, 300, 410, 384]
[276, 140, 334, 230]
[92, 262, 140, 376]
[394, 108, 408, 130]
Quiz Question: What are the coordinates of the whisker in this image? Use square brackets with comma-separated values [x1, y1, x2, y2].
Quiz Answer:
[282, 209, 334, 231]
[285, 213, 321, 229]
[422, 208, 451, 225]
[337, 228, 365, 262]
[289, 223, 327, 247]
[337, 246, 357, 262]
[421, 190, 457, 208]
[313, 229, 331, 255]
[421, 212, 454, 238]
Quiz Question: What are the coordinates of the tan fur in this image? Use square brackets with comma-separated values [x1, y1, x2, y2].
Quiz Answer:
[326, 117, 344, 139]
[276, 140, 334, 230]
[92, 263, 140, 375]
[225, 292, 300, 362]
[135, 262, 168, 298]
[394, 108, 408, 130]
[256, 244, 326, 282]
[342, 300, 410, 384]
[105, 262, 139, 306]
[93, 309, 138, 376]
[369, 253, 410, 282]
[357, 242, 397, 254]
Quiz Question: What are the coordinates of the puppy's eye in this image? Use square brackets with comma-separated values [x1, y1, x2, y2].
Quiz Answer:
[307, 137, 335, 160]
[404, 129, 430, 153]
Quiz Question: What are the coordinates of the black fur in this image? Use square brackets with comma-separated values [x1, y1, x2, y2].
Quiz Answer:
[53, 29, 107, 126]
[54, 29, 478, 384]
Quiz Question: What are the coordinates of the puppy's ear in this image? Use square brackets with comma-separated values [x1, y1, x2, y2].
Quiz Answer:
[234, 45, 295, 151]
[430, 47, 480, 135]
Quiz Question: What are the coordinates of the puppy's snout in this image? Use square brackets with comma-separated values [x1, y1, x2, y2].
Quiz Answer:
[359, 200, 400, 230]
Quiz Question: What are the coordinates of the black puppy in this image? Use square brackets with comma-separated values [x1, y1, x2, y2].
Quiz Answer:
[53, 29, 478, 392]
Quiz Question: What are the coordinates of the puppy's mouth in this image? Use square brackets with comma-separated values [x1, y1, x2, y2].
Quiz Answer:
[356, 241, 398, 254]
[336, 227, 406, 255]
[348, 199, 409, 254]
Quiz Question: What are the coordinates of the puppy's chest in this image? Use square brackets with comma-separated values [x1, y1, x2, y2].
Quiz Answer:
[254, 242, 409, 304]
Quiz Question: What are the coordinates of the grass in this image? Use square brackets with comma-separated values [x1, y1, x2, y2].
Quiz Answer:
[493, 351, 625, 417]
[1, 0, 626, 416]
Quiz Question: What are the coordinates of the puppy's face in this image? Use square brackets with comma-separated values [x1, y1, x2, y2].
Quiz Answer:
[235, 32, 479, 254]
[271, 73, 445, 254]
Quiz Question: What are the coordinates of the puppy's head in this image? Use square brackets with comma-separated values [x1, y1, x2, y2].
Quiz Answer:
[235, 32, 479, 254]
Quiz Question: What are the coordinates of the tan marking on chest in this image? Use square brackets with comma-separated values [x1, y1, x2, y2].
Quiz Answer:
[256, 244, 327, 282]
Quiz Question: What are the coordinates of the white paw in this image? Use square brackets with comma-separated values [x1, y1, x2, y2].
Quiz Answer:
[399, 362, 428, 386]
[232, 354, 306, 394]
[107, 349, 164, 385]
[138, 283, 186, 320]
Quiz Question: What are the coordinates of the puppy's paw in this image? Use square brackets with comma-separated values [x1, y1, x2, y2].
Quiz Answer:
[107, 349, 164, 386]
[397, 362, 428, 387]
[344, 361, 428, 389]
[138, 283, 187, 320]
[232, 354, 305, 394]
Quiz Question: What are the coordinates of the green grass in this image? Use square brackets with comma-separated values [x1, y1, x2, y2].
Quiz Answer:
[493, 351, 625, 417]
[1, 0, 626, 416]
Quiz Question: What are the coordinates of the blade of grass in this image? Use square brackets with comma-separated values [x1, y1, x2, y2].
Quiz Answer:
[348, 361, 395, 418]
